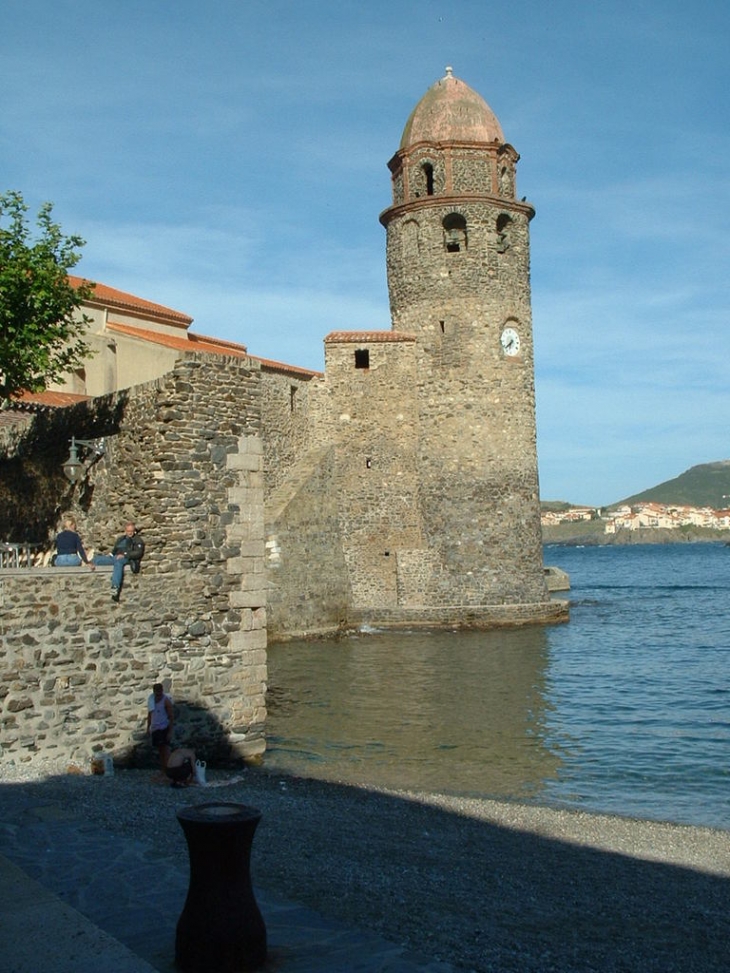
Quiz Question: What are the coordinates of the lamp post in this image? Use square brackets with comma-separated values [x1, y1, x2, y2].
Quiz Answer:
[62, 436, 105, 484]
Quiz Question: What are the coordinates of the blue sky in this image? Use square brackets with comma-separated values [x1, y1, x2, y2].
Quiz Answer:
[3, 0, 728, 505]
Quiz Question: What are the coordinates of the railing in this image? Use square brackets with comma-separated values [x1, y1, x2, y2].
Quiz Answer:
[0, 542, 47, 569]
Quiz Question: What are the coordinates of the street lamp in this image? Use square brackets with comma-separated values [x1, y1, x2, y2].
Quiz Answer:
[62, 436, 105, 484]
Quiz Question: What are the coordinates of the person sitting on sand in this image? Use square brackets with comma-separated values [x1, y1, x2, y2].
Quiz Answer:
[165, 747, 198, 788]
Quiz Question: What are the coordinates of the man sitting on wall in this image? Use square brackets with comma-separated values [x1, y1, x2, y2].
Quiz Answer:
[93, 521, 145, 602]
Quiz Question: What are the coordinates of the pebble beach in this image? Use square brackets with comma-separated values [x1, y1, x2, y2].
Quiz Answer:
[1, 761, 729, 973]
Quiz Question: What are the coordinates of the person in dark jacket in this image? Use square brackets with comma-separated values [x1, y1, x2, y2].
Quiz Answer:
[54, 517, 95, 570]
[93, 521, 145, 601]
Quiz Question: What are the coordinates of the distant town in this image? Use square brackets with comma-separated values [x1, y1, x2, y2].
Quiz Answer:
[541, 501, 730, 534]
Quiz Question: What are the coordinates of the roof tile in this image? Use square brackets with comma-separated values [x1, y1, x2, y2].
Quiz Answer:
[325, 331, 415, 343]
[107, 321, 249, 358]
[70, 276, 193, 325]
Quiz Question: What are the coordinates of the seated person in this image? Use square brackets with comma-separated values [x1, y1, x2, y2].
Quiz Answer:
[54, 517, 95, 570]
[165, 747, 197, 787]
[93, 521, 145, 601]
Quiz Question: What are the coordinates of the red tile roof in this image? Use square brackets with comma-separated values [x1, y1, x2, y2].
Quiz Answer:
[107, 321, 249, 358]
[325, 330, 415, 343]
[253, 355, 323, 379]
[109, 322, 322, 378]
[71, 275, 326, 380]
[12, 390, 91, 407]
[70, 276, 193, 326]
[0, 390, 89, 427]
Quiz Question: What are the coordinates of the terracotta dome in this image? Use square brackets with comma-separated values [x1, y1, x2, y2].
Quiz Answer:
[399, 67, 504, 148]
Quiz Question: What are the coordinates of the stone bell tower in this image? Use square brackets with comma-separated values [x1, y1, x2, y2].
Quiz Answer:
[379, 68, 550, 610]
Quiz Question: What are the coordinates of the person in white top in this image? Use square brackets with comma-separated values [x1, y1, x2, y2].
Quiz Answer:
[146, 682, 174, 772]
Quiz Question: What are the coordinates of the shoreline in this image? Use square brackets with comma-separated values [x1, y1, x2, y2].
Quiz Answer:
[1, 764, 729, 972]
[542, 526, 728, 546]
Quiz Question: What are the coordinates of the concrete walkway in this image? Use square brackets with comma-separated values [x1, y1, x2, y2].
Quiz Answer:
[0, 788, 454, 973]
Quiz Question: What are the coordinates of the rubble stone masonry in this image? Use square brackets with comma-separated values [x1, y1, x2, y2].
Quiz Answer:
[0, 73, 570, 769]
[0, 355, 267, 769]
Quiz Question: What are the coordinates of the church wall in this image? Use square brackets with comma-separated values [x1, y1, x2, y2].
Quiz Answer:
[405, 147, 498, 198]
[50, 302, 191, 397]
[406, 152, 448, 197]
[450, 152, 495, 194]
[391, 169, 405, 206]
[79, 331, 118, 396]
[113, 336, 181, 393]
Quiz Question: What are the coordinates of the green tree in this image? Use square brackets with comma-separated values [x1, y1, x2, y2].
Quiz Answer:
[0, 190, 95, 401]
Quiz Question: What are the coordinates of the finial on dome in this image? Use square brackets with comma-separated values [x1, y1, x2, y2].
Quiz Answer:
[399, 67, 505, 148]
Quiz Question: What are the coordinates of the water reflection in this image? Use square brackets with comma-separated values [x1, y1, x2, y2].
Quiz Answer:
[265, 627, 564, 800]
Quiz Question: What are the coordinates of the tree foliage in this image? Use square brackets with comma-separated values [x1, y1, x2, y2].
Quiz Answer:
[0, 190, 95, 401]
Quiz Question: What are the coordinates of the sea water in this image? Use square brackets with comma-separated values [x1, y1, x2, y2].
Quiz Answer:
[264, 543, 730, 830]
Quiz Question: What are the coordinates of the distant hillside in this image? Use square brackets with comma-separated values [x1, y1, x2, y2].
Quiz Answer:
[541, 460, 730, 513]
[615, 460, 730, 509]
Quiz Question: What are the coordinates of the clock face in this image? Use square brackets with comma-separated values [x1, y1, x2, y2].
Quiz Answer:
[500, 326, 521, 356]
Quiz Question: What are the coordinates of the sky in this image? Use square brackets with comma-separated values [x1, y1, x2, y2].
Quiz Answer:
[2, 0, 728, 505]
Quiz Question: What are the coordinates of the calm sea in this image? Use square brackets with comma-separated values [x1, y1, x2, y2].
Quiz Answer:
[264, 543, 730, 830]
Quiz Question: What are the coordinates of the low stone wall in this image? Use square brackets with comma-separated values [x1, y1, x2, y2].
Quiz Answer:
[0, 354, 268, 770]
[348, 600, 569, 630]
[0, 568, 266, 769]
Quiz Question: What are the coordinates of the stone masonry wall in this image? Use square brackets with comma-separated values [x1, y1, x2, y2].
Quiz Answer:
[259, 364, 318, 497]
[264, 446, 351, 641]
[0, 354, 268, 770]
[321, 335, 426, 609]
[385, 202, 532, 321]
[382, 190, 549, 609]
[259, 365, 355, 639]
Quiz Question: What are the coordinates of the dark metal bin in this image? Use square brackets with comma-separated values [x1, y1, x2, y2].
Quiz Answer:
[175, 802, 267, 972]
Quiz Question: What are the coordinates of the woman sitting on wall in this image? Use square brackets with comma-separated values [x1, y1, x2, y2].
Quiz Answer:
[54, 517, 95, 570]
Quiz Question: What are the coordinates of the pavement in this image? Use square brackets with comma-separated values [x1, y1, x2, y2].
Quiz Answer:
[0, 785, 454, 973]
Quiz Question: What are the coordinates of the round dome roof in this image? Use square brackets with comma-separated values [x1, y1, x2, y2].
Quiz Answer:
[399, 67, 504, 149]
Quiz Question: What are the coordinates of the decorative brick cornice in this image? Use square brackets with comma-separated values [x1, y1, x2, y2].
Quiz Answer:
[380, 193, 535, 227]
